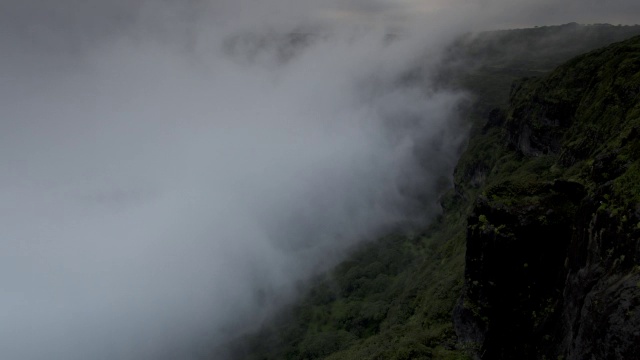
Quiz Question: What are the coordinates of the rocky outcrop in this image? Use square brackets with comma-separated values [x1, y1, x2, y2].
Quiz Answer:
[455, 180, 581, 358]
[455, 36, 640, 359]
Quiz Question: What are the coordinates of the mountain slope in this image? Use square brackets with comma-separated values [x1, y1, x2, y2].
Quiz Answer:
[222, 25, 640, 360]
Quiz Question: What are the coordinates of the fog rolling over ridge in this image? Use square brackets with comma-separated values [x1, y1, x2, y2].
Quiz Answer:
[0, 2, 468, 359]
[1, 1, 639, 359]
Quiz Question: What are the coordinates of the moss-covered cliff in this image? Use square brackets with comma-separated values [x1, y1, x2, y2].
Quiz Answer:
[455, 35, 640, 359]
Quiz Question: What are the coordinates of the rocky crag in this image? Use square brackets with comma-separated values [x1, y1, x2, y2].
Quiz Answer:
[454, 35, 640, 359]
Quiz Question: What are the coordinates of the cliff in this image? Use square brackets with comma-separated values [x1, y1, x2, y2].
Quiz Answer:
[454, 35, 640, 359]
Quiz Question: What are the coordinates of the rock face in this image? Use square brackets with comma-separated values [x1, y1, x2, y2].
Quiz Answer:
[455, 36, 640, 359]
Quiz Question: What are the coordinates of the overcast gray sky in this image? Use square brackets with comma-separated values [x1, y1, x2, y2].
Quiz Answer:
[1, 1, 640, 360]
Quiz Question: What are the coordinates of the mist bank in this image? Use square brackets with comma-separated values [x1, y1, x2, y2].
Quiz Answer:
[0, 3, 470, 360]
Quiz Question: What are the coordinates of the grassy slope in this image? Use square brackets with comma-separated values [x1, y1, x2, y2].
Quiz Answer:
[227, 24, 640, 360]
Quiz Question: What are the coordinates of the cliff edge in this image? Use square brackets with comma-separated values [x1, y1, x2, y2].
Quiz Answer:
[455, 35, 640, 359]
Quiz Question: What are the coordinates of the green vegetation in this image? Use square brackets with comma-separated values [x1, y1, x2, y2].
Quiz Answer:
[233, 206, 471, 359]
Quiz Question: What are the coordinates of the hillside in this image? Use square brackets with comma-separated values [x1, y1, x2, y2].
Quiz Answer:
[221, 25, 640, 360]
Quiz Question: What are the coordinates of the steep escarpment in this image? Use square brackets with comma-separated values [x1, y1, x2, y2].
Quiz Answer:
[455, 35, 640, 359]
[220, 26, 640, 360]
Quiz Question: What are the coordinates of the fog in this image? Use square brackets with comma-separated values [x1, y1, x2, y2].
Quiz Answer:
[1, 1, 639, 359]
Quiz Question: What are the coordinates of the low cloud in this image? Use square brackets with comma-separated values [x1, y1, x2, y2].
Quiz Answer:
[0, 2, 466, 359]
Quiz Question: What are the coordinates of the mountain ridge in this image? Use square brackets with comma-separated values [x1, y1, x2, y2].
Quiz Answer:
[220, 24, 640, 360]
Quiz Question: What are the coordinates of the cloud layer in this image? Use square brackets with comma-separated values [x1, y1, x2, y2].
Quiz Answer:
[0, 2, 468, 359]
